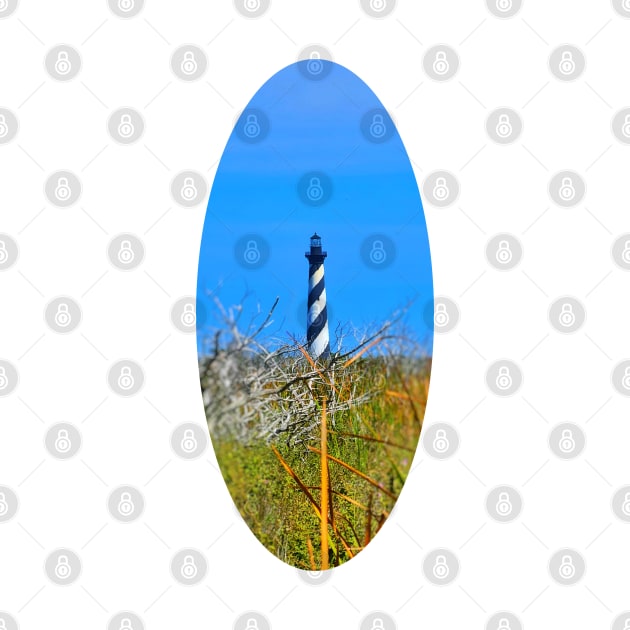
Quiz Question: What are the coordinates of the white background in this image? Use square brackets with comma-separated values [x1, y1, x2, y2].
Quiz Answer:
[1, 0, 630, 628]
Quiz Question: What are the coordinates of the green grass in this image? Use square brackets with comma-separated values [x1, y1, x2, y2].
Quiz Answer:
[210, 354, 429, 569]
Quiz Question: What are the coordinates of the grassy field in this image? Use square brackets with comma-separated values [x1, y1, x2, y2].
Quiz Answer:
[201, 317, 430, 569]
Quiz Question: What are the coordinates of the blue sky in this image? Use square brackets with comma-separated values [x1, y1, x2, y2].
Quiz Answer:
[196, 60, 433, 356]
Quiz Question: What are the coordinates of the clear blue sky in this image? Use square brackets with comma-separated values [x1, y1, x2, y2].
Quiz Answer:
[196, 60, 433, 356]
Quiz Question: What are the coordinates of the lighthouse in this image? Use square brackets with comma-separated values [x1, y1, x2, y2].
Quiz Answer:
[305, 232, 330, 360]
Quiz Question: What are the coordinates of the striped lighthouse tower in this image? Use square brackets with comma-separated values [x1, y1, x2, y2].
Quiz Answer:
[305, 232, 330, 360]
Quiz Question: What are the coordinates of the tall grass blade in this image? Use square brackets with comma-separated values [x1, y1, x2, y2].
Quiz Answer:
[320, 398, 329, 570]
[307, 446, 399, 501]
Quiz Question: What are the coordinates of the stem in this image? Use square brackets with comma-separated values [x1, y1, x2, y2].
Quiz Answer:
[320, 398, 329, 570]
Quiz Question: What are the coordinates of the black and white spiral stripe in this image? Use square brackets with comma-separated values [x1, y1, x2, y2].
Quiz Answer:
[307, 261, 330, 360]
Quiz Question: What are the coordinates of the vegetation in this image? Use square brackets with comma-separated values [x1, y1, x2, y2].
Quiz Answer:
[199, 297, 430, 569]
